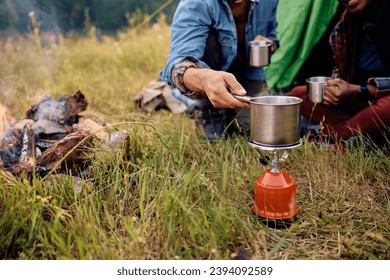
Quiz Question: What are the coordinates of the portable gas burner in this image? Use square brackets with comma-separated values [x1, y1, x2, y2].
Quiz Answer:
[248, 138, 302, 229]
[232, 95, 303, 228]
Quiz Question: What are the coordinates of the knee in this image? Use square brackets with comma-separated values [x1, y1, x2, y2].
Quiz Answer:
[289, 85, 307, 98]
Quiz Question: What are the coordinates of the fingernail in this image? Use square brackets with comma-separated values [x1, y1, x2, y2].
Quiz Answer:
[238, 88, 247, 95]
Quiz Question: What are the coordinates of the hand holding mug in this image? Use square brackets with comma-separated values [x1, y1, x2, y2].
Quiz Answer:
[323, 78, 359, 105]
[306, 76, 330, 103]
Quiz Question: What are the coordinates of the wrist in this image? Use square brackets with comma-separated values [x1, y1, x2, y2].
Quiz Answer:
[357, 80, 370, 98]
[183, 68, 207, 96]
[183, 68, 201, 90]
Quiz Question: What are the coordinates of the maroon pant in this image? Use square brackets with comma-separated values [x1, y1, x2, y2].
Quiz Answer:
[291, 85, 390, 141]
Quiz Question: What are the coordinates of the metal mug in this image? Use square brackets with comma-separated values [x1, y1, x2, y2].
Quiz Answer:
[233, 95, 302, 147]
[306, 76, 330, 103]
[249, 40, 271, 67]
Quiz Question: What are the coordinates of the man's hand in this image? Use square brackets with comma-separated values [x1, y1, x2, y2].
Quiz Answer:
[253, 35, 276, 53]
[323, 78, 359, 105]
[183, 68, 250, 109]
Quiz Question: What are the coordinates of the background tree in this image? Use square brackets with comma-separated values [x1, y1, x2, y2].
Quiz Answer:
[0, 0, 179, 34]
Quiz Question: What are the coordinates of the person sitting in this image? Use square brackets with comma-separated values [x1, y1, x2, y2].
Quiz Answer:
[160, 0, 279, 142]
[291, 0, 390, 148]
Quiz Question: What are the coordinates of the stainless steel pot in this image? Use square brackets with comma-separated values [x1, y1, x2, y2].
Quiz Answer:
[234, 95, 302, 146]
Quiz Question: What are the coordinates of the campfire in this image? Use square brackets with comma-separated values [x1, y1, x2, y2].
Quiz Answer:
[0, 90, 124, 180]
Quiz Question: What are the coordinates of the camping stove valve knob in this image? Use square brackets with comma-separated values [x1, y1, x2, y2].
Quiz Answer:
[258, 150, 290, 171]
[270, 150, 289, 173]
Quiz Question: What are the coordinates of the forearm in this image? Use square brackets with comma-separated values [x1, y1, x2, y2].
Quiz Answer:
[173, 61, 249, 108]
[346, 78, 390, 100]
[351, 78, 390, 99]
[341, 82, 377, 100]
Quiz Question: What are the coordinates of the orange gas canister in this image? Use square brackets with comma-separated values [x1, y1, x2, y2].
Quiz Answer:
[252, 168, 299, 221]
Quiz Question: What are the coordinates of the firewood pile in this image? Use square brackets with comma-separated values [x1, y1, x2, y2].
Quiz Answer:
[0, 90, 123, 179]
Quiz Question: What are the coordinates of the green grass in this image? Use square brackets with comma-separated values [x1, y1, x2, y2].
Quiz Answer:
[0, 23, 389, 260]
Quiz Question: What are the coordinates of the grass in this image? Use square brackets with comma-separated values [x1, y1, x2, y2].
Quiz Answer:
[0, 22, 389, 260]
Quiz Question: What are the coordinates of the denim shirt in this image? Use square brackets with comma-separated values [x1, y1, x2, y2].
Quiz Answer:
[160, 0, 279, 88]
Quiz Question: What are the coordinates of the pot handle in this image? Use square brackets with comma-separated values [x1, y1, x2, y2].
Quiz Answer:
[231, 94, 252, 104]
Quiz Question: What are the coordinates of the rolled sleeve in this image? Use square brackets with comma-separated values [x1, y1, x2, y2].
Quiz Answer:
[160, 0, 213, 87]
[171, 56, 202, 94]
[368, 77, 390, 98]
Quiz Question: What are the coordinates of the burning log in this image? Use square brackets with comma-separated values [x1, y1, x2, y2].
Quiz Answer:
[24, 90, 89, 150]
[1, 90, 130, 179]
[0, 90, 93, 177]
[0, 124, 36, 173]
[26, 90, 88, 126]
[37, 130, 95, 173]
[17, 125, 36, 165]
[63, 90, 88, 124]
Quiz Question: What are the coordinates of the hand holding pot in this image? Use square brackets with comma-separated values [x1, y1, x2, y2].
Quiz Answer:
[183, 68, 250, 109]
[323, 78, 359, 105]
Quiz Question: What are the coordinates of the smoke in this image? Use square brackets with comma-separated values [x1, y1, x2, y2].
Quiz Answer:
[0, 0, 61, 34]
[0, 1, 62, 108]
